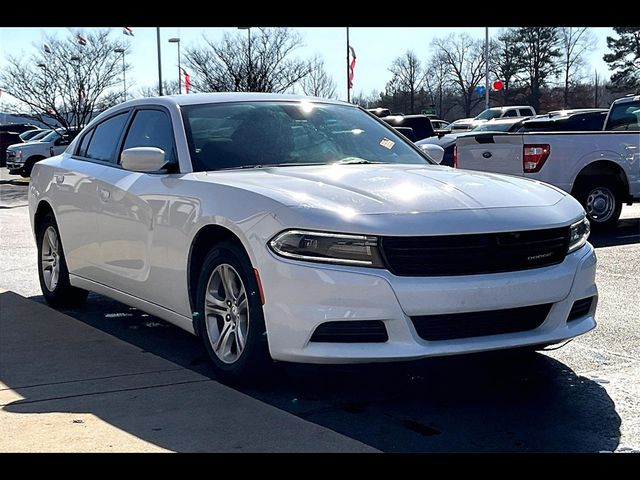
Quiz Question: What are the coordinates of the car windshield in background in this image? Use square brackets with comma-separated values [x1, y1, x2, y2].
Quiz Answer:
[182, 101, 431, 172]
[472, 122, 519, 132]
[40, 130, 62, 142]
[475, 109, 503, 120]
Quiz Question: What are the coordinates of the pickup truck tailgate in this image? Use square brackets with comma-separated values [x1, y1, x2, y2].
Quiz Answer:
[456, 133, 524, 176]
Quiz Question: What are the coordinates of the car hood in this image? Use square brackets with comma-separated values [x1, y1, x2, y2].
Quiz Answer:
[7, 140, 49, 151]
[203, 164, 566, 216]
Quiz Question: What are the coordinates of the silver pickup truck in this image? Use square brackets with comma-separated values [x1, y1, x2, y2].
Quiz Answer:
[455, 95, 640, 228]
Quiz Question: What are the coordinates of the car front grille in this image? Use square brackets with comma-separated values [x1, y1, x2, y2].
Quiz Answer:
[380, 227, 570, 276]
[6, 151, 16, 161]
[411, 303, 552, 341]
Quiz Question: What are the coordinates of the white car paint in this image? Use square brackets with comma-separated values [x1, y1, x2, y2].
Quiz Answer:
[28, 93, 597, 364]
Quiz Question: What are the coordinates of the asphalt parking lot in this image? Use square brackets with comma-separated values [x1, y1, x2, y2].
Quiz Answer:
[1, 167, 639, 452]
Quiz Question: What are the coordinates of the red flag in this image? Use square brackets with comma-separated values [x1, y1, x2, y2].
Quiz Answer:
[76, 33, 87, 46]
[123, 27, 134, 37]
[348, 45, 356, 89]
[180, 67, 191, 94]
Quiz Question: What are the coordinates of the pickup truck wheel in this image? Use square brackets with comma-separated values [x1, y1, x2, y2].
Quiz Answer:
[575, 179, 622, 230]
[37, 212, 89, 307]
[195, 241, 272, 385]
[22, 156, 46, 178]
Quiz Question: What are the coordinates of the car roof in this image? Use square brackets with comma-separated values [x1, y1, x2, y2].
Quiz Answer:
[525, 110, 607, 123]
[612, 94, 640, 105]
[111, 92, 351, 109]
[486, 105, 533, 111]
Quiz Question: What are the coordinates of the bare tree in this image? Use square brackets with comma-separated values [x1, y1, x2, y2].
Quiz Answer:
[514, 27, 562, 112]
[431, 34, 486, 117]
[425, 52, 455, 119]
[560, 27, 597, 107]
[300, 56, 337, 98]
[0, 30, 128, 130]
[351, 90, 382, 109]
[185, 27, 309, 93]
[138, 80, 180, 98]
[490, 29, 525, 104]
[387, 51, 425, 113]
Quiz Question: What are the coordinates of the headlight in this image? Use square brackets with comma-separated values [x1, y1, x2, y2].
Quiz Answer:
[269, 230, 384, 267]
[568, 216, 590, 253]
[14, 151, 22, 160]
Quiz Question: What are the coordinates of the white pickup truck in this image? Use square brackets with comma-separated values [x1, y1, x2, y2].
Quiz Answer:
[6, 129, 77, 178]
[455, 95, 640, 228]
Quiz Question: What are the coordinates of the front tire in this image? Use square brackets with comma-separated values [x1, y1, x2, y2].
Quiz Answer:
[37, 212, 88, 307]
[195, 241, 271, 384]
[574, 178, 622, 230]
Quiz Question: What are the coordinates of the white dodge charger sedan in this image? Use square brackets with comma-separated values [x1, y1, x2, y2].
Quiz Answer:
[28, 93, 597, 382]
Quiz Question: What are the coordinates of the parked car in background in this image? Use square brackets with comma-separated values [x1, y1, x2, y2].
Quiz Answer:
[20, 129, 54, 143]
[29, 92, 597, 383]
[418, 117, 530, 167]
[456, 95, 640, 228]
[1, 131, 24, 167]
[380, 114, 436, 141]
[367, 107, 391, 118]
[518, 109, 608, 132]
[6, 128, 78, 177]
[19, 129, 47, 142]
[430, 119, 450, 134]
[450, 106, 537, 131]
[0, 123, 39, 134]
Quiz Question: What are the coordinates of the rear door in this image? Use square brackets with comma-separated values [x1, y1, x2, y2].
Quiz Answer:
[456, 133, 525, 175]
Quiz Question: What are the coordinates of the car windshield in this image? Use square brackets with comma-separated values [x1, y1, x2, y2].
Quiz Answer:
[182, 101, 432, 171]
[475, 109, 503, 120]
[27, 130, 51, 142]
[472, 122, 518, 132]
[40, 130, 62, 142]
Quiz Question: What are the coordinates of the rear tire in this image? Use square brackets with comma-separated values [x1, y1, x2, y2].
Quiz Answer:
[36, 212, 88, 307]
[574, 177, 622, 230]
[195, 241, 272, 384]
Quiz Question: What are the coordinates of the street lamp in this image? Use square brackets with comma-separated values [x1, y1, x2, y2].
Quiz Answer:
[237, 27, 252, 91]
[114, 47, 126, 101]
[168, 37, 181, 94]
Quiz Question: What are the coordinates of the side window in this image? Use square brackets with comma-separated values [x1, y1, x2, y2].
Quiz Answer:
[519, 109, 533, 116]
[121, 109, 176, 165]
[503, 110, 517, 117]
[76, 130, 93, 156]
[606, 101, 640, 131]
[85, 113, 129, 163]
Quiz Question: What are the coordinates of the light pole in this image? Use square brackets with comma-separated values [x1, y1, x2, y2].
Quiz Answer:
[156, 27, 163, 96]
[238, 27, 251, 91]
[485, 27, 489, 110]
[114, 47, 126, 101]
[70, 55, 82, 128]
[168, 37, 181, 94]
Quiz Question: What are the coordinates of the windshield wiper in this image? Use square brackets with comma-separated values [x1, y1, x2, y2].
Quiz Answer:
[334, 157, 382, 165]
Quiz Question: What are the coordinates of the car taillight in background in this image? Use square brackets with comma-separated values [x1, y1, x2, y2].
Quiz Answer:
[453, 144, 458, 168]
[523, 144, 550, 173]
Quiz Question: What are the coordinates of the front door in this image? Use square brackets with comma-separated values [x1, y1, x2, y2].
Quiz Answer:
[93, 108, 182, 309]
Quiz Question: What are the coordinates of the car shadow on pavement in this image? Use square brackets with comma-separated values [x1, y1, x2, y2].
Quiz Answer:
[589, 217, 640, 248]
[8, 292, 621, 453]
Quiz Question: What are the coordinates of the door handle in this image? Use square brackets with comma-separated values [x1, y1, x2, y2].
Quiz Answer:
[55, 174, 64, 184]
[99, 188, 111, 201]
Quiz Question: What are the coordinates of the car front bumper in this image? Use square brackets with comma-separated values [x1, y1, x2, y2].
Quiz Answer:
[258, 242, 597, 363]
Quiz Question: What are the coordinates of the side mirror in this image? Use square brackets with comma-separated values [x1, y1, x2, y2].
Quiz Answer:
[419, 144, 445, 164]
[55, 136, 71, 146]
[121, 147, 168, 172]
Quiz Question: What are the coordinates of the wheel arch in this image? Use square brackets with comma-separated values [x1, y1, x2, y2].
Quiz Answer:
[187, 224, 252, 332]
[572, 160, 630, 199]
[34, 199, 55, 230]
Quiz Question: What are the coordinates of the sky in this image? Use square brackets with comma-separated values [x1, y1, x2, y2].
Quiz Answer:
[0, 26, 615, 105]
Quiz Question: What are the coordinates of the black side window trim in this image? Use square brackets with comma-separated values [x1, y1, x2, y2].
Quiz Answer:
[117, 105, 178, 171]
[72, 109, 132, 165]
